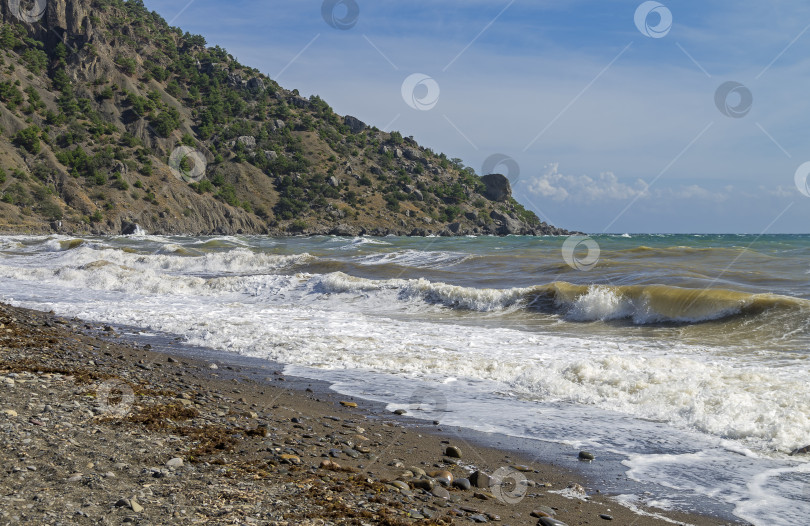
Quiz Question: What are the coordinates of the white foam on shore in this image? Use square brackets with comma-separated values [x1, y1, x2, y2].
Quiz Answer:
[0, 252, 807, 454]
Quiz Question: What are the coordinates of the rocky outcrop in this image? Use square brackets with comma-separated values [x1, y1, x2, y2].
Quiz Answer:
[344, 115, 366, 134]
[480, 174, 511, 202]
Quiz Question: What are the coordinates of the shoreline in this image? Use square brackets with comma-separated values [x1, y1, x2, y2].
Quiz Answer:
[0, 302, 744, 525]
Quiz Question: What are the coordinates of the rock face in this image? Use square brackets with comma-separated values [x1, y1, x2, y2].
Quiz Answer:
[246, 77, 264, 91]
[480, 174, 511, 202]
[236, 136, 256, 149]
[490, 210, 524, 235]
[344, 115, 366, 134]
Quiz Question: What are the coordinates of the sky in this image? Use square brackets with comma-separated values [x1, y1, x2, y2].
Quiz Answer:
[141, 0, 810, 233]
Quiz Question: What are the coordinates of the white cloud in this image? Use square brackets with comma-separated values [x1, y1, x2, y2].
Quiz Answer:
[525, 163, 649, 202]
[524, 163, 734, 203]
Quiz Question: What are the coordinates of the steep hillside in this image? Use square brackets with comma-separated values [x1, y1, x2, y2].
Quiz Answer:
[0, 0, 568, 236]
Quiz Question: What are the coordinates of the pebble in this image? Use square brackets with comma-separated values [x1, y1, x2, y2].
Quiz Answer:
[166, 458, 184, 468]
[469, 470, 492, 488]
[537, 518, 568, 526]
[430, 486, 450, 499]
[389, 480, 409, 491]
[531, 506, 556, 517]
[339, 401, 357, 408]
[411, 478, 434, 491]
[578, 451, 595, 461]
[208, 363, 218, 369]
[469, 514, 489, 523]
[409, 466, 426, 477]
[474, 491, 496, 501]
[279, 454, 301, 465]
[452, 478, 471, 491]
[319, 459, 341, 470]
[429, 470, 453, 486]
[444, 445, 462, 458]
[67, 473, 83, 482]
[130, 498, 144, 513]
[2, 409, 17, 417]
[600, 514, 614, 520]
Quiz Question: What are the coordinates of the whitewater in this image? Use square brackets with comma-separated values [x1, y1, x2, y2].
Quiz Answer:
[0, 233, 808, 525]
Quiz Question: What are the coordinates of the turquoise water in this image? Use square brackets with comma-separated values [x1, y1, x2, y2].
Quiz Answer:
[0, 233, 808, 524]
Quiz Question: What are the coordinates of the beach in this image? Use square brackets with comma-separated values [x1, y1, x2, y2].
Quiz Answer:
[0, 233, 808, 524]
[0, 301, 738, 525]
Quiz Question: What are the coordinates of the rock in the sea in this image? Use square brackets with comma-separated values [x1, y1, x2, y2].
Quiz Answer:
[790, 445, 810, 455]
[480, 173, 511, 202]
[120, 221, 140, 235]
[578, 451, 595, 461]
[444, 445, 462, 458]
[393, 409, 407, 415]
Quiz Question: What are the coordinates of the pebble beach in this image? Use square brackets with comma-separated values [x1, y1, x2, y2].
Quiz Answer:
[0, 302, 741, 525]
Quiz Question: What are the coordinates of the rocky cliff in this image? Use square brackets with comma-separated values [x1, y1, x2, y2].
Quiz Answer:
[0, 0, 569, 236]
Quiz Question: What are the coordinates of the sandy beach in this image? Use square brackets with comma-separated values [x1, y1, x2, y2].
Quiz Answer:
[0, 301, 744, 525]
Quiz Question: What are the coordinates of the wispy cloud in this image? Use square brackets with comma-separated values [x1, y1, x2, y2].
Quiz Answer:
[524, 163, 730, 203]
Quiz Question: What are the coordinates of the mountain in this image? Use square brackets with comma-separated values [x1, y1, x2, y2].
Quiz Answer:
[0, 0, 569, 236]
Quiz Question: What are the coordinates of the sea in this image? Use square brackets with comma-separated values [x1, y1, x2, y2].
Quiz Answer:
[0, 232, 808, 525]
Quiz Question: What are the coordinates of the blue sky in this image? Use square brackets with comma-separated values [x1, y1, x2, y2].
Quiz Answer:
[142, 0, 810, 233]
